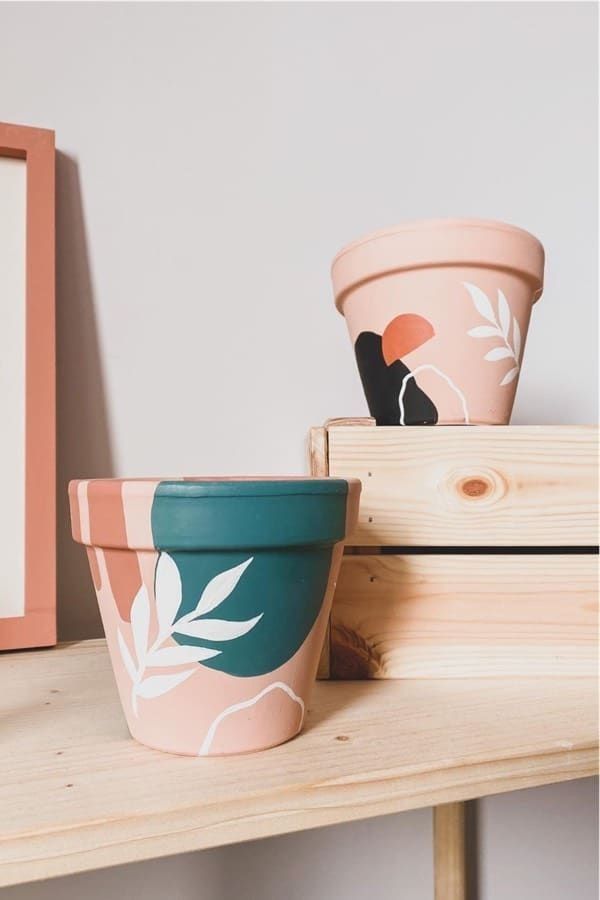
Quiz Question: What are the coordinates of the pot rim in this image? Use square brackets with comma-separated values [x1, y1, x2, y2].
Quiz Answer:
[331, 217, 545, 311]
[69, 477, 361, 551]
[69, 476, 359, 499]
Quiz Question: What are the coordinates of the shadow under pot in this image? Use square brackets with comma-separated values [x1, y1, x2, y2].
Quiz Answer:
[332, 218, 545, 425]
[69, 477, 360, 756]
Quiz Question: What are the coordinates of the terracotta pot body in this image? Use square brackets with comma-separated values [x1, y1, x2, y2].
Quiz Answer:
[69, 477, 360, 756]
[332, 219, 544, 425]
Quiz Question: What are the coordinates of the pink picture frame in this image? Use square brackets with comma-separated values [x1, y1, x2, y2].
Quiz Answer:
[0, 122, 55, 650]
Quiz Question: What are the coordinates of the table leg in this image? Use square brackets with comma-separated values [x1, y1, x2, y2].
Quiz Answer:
[434, 801, 467, 900]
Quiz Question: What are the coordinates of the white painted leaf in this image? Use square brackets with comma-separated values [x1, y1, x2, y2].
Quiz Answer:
[512, 317, 521, 360]
[175, 614, 263, 642]
[500, 366, 519, 386]
[117, 628, 137, 682]
[147, 645, 221, 667]
[467, 325, 501, 338]
[463, 282, 497, 324]
[134, 669, 196, 699]
[497, 290, 511, 338]
[130, 585, 150, 667]
[484, 346, 514, 362]
[155, 552, 182, 636]
[189, 557, 254, 619]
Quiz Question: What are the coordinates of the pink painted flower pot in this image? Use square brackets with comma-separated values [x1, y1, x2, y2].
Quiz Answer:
[332, 219, 544, 425]
[69, 477, 360, 756]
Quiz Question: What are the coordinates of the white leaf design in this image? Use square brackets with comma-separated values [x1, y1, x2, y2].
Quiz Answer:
[130, 585, 150, 667]
[500, 366, 519, 386]
[497, 290, 511, 338]
[467, 325, 501, 338]
[147, 645, 221, 667]
[513, 317, 521, 360]
[463, 282, 497, 324]
[190, 557, 254, 619]
[155, 552, 182, 637]
[135, 669, 196, 699]
[484, 347, 514, 362]
[175, 614, 263, 642]
[117, 628, 137, 682]
[119, 554, 260, 709]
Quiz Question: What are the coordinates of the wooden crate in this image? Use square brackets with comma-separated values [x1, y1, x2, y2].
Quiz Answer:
[310, 420, 598, 680]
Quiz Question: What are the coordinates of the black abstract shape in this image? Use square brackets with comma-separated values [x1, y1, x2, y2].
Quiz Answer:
[354, 331, 438, 426]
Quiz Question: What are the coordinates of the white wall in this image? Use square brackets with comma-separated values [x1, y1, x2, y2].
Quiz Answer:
[0, 2, 596, 898]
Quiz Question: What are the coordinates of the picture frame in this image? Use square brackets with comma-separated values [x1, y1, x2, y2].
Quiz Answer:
[0, 122, 55, 650]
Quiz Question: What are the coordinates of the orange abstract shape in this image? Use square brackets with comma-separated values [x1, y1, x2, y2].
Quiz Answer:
[382, 314, 435, 365]
[85, 480, 140, 619]
[87, 480, 128, 548]
[86, 547, 102, 591]
[103, 548, 142, 623]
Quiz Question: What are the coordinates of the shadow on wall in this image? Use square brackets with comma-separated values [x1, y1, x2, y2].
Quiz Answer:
[56, 152, 113, 641]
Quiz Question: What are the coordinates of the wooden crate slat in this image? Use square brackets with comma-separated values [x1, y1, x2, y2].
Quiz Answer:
[329, 554, 598, 679]
[309, 426, 331, 677]
[327, 424, 598, 547]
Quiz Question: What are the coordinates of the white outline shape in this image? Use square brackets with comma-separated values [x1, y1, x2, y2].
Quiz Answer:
[198, 682, 305, 756]
[399, 364, 470, 425]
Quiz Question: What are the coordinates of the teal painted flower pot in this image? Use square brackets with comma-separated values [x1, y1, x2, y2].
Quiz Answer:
[69, 477, 361, 755]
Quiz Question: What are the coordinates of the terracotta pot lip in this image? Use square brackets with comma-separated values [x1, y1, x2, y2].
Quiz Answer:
[331, 218, 545, 311]
[69, 476, 361, 499]
[332, 218, 543, 264]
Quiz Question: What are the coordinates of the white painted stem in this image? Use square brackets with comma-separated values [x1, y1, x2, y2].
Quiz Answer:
[131, 631, 168, 718]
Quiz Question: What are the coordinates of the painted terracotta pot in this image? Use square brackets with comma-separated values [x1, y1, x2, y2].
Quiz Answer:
[69, 477, 360, 756]
[332, 219, 545, 425]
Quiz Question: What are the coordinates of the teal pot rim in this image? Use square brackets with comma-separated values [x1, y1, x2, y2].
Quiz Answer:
[69, 477, 361, 551]
[153, 477, 351, 498]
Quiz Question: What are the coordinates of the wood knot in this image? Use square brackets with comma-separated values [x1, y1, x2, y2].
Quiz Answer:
[443, 466, 507, 508]
[460, 477, 490, 498]
[331, 624, 382, 679]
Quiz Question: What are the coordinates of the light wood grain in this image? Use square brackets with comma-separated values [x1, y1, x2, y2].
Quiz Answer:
[326, 425, 598, 546]
[330, 554, 598, 679]
[309, 426, 329, 477]
[309, 426, 331, 678]
[324, 417, 376, 428]
[434, 803, 467, 900]
[0, 640, 596, 886]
